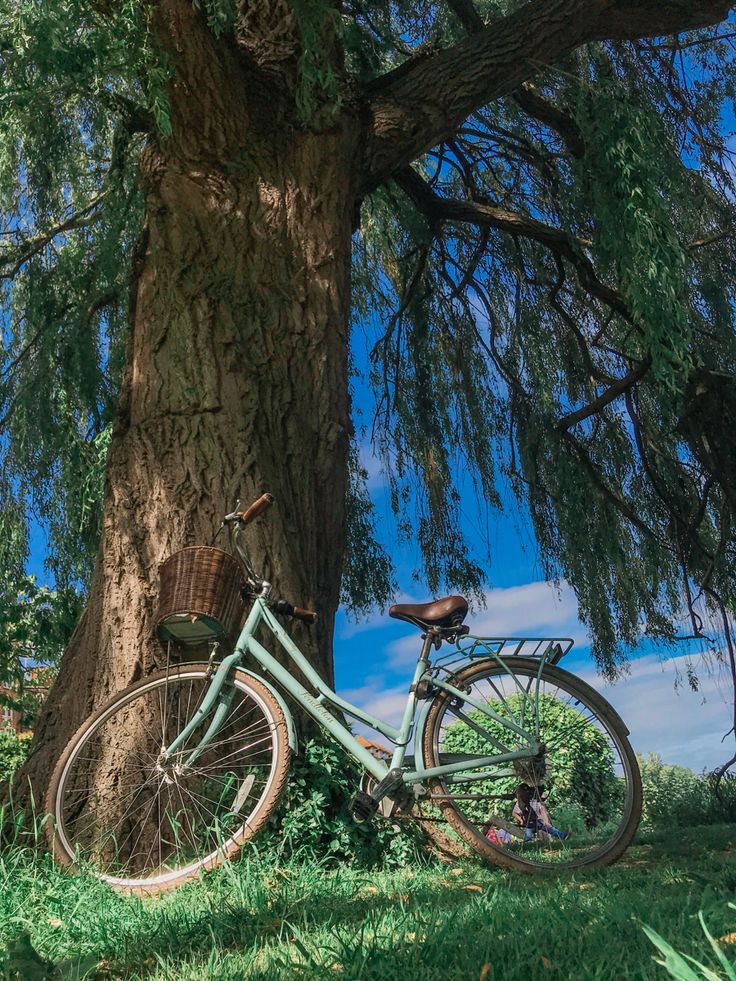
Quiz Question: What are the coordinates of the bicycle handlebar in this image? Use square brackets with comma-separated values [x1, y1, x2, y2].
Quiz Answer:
[270, 598, 319, 625]
[237, 493, 274, 525]
[225, 495, 318, 624]
[224, 493, 275, 526]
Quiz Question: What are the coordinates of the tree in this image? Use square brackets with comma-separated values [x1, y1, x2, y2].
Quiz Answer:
[1, 0, 735, 798]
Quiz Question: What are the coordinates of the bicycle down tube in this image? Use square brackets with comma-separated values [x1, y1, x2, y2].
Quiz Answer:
[162, 592, 542, 789]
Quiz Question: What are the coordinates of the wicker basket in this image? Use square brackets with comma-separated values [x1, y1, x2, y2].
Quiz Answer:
[155, 546, 245, 647]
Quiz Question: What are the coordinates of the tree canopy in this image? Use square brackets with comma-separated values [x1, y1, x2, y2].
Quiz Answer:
[1, 0, 735, 761]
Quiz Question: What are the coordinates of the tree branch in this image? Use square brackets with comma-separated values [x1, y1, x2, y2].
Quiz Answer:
[444, 0, 585, 158]
[512, 84, 586, 159]
[0, 195, 106, 282]
[395, 167, 634, 323]
[559, 429, 660, 539]
[444, 0, 484, 33]
[359, 0, 732, 192]
[557, 359, 651, 431]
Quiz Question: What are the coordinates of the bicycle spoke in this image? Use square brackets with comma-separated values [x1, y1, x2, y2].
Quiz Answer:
[428, 659, 639, 871]
[52, 668, 284, 886]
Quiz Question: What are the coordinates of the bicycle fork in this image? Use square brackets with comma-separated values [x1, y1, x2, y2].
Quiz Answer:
[158, 650, 241, 775]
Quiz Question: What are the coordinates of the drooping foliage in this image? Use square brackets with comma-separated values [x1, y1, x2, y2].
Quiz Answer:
[0, 1, 735, 756]
[350, 8, 736, 693]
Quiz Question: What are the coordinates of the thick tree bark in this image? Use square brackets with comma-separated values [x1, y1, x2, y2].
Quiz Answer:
[359, 0, 732, 190]
[19, 0, 357, 798]
[16, 0, 733, 803]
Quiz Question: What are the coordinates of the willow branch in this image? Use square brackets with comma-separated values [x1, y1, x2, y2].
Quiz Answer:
[359, 0, 732, 191]
[557, 359, 651, 431]
[559, 429, 660, 540]
[395, 167, 634, 323]
[445, 0, 585, 158]
[0, 195, 106, 282]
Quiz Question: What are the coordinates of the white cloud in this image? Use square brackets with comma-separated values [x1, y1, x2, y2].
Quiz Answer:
[340, 647, 735, 773]
[358, 443, 389, 492]
[470, 580, 588, 643]
[579, 650, 734, 772]
[336, 589, 421, 641]
[341, 682, 410, 732]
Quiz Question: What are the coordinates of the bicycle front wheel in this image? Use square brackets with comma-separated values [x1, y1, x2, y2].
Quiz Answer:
[421, 657, 641, 873]
[46, 663, 291, 894]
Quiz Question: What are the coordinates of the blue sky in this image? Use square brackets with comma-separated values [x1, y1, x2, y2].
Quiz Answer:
[332, 332, 734, 776]
[21, 341, 732, 778]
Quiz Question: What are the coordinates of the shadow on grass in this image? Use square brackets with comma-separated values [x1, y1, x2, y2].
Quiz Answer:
[96, 825, 736, 980]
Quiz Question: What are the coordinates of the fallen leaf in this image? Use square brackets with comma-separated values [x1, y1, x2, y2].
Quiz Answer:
[480, 964, 492, 981]
[464, 884, 483, 893]
[578, 883, 594, 891]
[450, 868, 464, 875]
[360, 886, 378, 895]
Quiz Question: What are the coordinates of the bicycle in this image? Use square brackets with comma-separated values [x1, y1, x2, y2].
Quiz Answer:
[46, 494, 642, 893]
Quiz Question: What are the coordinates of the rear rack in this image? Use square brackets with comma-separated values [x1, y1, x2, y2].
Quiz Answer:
[434, 635, 574, 673]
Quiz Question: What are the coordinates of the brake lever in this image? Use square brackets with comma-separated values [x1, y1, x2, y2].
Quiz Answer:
[223, 499, 243, 524]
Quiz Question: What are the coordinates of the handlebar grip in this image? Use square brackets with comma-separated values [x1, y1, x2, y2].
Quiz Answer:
[271, 599, 318, 624]
[292, 606, 318, 625]
[239, 493, 274, 525]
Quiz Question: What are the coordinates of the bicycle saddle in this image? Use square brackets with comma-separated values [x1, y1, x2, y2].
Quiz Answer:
[389, 595, 468, 630]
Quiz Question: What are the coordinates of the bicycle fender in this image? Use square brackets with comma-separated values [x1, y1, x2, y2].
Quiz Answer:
[237, 668, 299, 755]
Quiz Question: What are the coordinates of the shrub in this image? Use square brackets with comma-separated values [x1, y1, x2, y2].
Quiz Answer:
[638, 753, 736, 828]
[442, 693, 621, 827]
[267, 736, 424, 869]
[0, 729, 31, 783]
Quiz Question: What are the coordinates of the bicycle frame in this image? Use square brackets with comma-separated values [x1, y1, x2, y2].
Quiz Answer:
[161, 592, 550, 791]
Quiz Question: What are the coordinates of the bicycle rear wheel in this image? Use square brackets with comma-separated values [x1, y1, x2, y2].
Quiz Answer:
[46, 663, 291, 894]
[421, 657, 641, 872]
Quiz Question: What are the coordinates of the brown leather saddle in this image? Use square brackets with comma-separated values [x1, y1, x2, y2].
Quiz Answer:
[388, 594, 468, 631]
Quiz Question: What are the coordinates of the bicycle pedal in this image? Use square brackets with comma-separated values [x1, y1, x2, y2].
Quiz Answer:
[349, 790, 379, 824]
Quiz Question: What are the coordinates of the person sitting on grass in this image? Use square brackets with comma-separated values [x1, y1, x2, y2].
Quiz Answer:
[513, 783, 570, 842]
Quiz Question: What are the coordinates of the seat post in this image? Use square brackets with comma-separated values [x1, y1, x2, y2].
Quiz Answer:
[418, 629, 436, 664]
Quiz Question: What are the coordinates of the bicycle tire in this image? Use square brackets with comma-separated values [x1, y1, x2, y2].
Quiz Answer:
[46, 662, 291, 894]
[421, 657, 642, 873]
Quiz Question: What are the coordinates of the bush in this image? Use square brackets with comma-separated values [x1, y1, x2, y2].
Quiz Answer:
[442, 693, 621, 827]
[638, 753, 736, 828]
[0, 729, 31, 783]
[267, 737, 425, 869]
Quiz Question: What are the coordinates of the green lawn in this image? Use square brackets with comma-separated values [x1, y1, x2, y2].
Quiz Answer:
[2, 825, 736, 980]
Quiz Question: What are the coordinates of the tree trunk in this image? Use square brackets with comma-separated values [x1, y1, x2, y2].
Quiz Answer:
[19, 1, 357, 798]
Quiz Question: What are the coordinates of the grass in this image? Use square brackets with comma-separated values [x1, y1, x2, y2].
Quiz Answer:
[2, 824, 736, 979]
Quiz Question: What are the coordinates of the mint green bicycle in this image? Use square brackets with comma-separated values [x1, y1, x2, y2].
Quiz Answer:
[47, 495, 642, 893]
